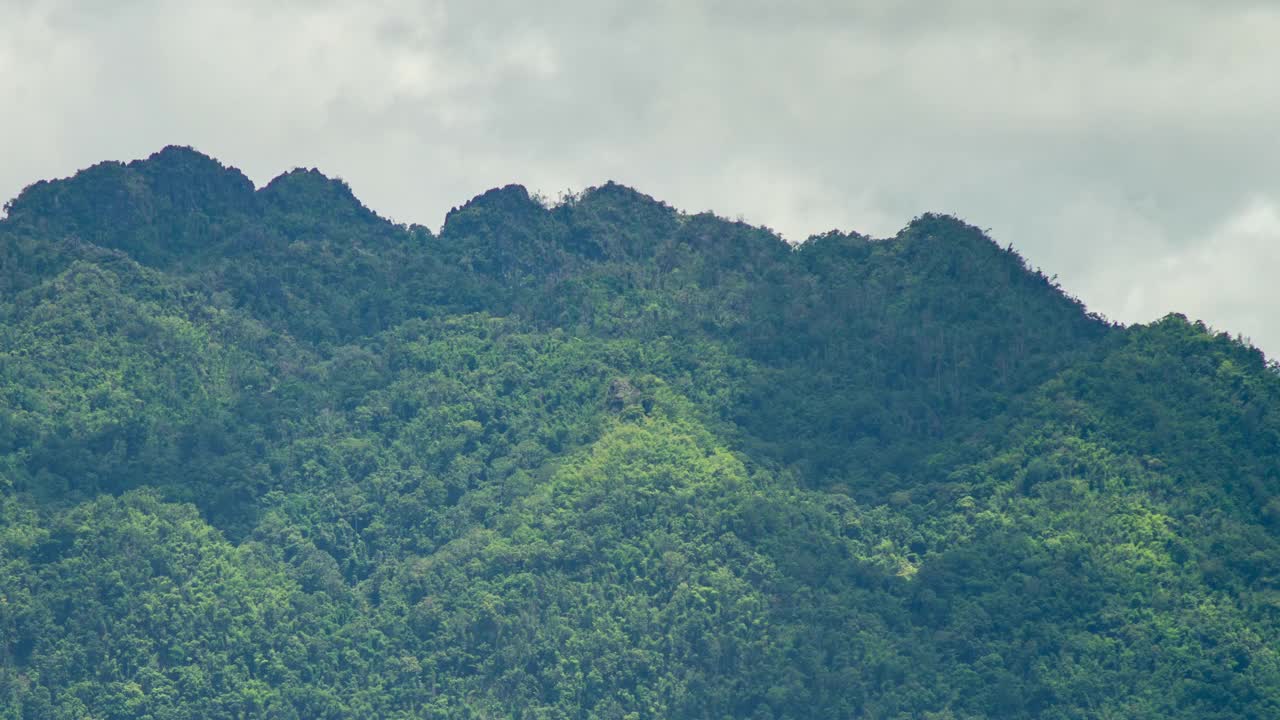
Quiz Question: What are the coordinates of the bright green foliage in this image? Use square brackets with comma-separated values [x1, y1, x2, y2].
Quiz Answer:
[1, 147, 1278, 718]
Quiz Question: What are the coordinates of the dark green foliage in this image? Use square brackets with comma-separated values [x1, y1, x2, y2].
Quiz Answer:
[1, 148, 1278, 718]
[4, 146, 257, 267]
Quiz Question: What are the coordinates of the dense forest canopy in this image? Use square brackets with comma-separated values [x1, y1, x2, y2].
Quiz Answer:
[1, 146, 1278, 719]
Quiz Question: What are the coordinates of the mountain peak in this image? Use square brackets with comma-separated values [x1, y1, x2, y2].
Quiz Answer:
[438, 184, 566, 277]
[258, 168, 379, 224]
[440, 184, 553, 240]
[574, 181, 668, 209]
[902, 211, 986, 236]
[555, 181, 681, 260]
[131, 144, 234, 174]
[3, 146, 255, 264]
[454, 183, 537, 212]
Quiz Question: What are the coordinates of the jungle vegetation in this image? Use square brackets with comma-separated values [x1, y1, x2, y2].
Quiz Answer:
[1, 146, 1278, 718]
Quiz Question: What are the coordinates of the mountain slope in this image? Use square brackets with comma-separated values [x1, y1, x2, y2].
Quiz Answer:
[1, 148, 1277, 719]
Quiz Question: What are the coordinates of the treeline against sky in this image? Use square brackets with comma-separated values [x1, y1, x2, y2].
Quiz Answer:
[1, 147, 1278, 718]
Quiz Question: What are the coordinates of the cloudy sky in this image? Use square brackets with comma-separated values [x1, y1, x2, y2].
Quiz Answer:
[3, 0, 1278, 354]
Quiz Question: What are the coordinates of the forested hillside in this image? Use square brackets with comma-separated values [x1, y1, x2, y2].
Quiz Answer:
[2, 147, 1278, 719]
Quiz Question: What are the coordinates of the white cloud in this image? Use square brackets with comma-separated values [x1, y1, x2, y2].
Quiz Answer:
[1126, 198, 1280, 352]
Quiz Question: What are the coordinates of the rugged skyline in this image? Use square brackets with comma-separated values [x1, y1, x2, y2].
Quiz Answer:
[3, 0, 1278, 352]
[4, 142, 1278, 717]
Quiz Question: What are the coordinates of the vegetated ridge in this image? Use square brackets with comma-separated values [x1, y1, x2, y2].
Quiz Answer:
[1, 146, 1278, 719]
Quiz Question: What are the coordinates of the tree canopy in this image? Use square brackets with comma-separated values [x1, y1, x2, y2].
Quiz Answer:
[1, 147, 1277, 718]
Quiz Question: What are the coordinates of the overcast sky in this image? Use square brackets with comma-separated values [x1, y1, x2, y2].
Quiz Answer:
[3, 0, 1278, 355]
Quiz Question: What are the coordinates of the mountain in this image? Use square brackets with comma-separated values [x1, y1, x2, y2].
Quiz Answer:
[1, 147, 1277, 719]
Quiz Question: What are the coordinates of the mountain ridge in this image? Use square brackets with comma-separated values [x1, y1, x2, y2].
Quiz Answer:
[3, 146, 1080, 276]
[1, 147, 1277, 719]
